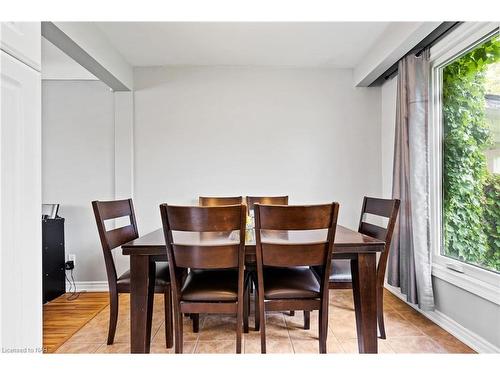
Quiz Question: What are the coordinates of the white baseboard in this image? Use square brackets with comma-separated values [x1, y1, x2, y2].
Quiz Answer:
[66, 281, 109, 292]
[384, 284, 500, 353]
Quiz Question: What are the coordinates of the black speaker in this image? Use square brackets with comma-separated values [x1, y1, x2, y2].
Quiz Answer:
[42, 217, 65, 303]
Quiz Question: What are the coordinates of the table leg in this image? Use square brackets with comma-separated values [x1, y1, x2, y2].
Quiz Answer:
[351, 253, 377, 353]
[130, 255, 154, 354]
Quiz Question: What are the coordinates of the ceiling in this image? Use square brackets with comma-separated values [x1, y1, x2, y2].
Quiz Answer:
[95, 22, 390, 68]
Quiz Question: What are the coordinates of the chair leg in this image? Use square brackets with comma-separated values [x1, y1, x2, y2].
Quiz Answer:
[173, 302, 182, 353]
[243, 279, 249, 333]
[178, 309, 184, 353]
[260, 301, 266, 353]
[192, 313, 199, 333]
[236, 298, 243, 354]
[254, 283, 260, 331]
[164, 286, 173, 348]
[319, 307, 328, 354]
[107, 290, 118, 345]
[304, 310, 310, 330]
[377, 287, 386, 339]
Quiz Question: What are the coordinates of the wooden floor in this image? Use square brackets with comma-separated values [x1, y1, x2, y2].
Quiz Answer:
[43, 293, 109, 353]
[45, 289, 475, 354]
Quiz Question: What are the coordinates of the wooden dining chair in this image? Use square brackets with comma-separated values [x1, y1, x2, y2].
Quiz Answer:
[328, 197, 400, 339]
[194, 195, 244, 330]
[92, 199, 173, 348]
[244, 195, 289, 330]
[160, 204, 246, 353]
[245, 196, 288, 213]
[199, 196, 243, 206]
[254, 203, 340, 353]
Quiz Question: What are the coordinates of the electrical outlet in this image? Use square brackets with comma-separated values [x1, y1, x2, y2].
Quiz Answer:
[68, 254, 76, 265]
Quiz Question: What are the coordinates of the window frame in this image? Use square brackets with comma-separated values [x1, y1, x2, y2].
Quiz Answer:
[429, 22, 500, 305]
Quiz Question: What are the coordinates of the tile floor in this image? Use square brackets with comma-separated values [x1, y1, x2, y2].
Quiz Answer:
[55, 289, 475, 354]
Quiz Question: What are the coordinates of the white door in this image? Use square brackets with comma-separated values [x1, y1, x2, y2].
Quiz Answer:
[0, 50, 42, 352]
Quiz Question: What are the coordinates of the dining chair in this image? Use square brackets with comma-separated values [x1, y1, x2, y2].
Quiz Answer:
[160, 204, 246, 353]
[193, 195, 244, 330]
[245, 196, 288, 213]
[92, 199, 173, 348]
[254, 203, 340, 353]
[243, 195, 289, 331]
[199, 196, 243, 206]
[328, 197, 400, 339]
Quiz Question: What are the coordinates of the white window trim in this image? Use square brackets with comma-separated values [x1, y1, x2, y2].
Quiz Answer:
[429, 22, 500, 305]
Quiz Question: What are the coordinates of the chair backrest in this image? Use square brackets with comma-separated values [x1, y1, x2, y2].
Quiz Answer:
[245, 196, 288, 213]
[254, 203, 339, 269]
[357, 197, 400, 281]
[92, 198, 139, 284]
[199, 196, 243, 206]
[160, 204, 246, 273]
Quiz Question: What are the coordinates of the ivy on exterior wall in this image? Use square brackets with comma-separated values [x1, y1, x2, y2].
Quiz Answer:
[442, 36, 500, 272]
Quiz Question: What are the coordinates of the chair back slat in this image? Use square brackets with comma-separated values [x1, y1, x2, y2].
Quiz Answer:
[256, 204, 333, 230]
[92, 199, 139, 252]
[358, 197, 400, 244]
[363, 197, 396, 218]
[255, 203, 339, 269]
[199, 196, 243, 206]
[161, 204, 246, 270]
[166, 205, 243, 232]
[261, 243, 328, 267]
[359, 222, 387, 241]
[92, 198, 139, 286]
[356, 197, 400, 285]
[246, 196, 288, 211]
[95, 199, 134, 221]
[106, 225, 138, 250]
[172, 244, 239, 269]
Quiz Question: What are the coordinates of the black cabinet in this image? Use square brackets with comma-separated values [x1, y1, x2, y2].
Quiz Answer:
[42, 217, 65, 303]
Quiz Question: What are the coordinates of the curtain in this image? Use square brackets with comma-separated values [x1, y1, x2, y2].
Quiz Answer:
[387, 49, 435, 310]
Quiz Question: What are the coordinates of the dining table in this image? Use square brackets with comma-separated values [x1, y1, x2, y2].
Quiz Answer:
[122, 225, 385, 354]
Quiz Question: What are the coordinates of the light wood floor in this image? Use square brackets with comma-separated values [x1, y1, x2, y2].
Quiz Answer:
[43, 292, 109, 353]
[46, 289, 475, 354]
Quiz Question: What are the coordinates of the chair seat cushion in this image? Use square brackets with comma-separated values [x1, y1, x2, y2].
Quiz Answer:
[264, 267, 320, 299]
[181, 269, 238, 302]
[117, 262, 170, 287]
[329, 259, 352, 283]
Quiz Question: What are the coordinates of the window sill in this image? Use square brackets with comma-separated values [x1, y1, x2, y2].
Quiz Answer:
[432, 262, 500, 306]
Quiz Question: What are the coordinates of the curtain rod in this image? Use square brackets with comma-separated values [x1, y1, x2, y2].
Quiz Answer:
[372, 22, 462, 85]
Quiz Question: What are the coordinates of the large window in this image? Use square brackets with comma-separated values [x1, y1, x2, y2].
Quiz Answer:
[440, 31, 499, 274]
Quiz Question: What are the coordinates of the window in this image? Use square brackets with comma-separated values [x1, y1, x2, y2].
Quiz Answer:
[430, 24, 500, 301]
[439, 32, 499, 274]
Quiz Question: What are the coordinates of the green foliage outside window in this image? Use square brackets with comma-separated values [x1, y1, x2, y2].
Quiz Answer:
[442, 36, 500, 272]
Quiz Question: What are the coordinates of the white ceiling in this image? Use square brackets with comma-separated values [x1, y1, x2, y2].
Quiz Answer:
[95, 22, 390, 68]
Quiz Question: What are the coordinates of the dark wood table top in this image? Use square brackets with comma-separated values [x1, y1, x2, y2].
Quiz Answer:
[122, 225, 385, 256]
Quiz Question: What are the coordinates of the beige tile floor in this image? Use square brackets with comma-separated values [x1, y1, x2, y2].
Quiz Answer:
[55, 289, 475, 354]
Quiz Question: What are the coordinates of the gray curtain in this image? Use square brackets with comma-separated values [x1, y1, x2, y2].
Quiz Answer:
[387, 49, 435, 310]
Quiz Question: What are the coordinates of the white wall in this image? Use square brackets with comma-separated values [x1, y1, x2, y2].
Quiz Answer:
[133, 66, 382, 234]
[42, 80, 115, 283]
[380, 77, 500, 351]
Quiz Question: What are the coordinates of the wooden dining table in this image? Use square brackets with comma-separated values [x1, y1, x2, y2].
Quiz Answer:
[122, 225, 385, 354]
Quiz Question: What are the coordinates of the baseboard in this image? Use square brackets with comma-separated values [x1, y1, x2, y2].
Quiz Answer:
[66, 281, 109, 292]
[384, 284, 500, 353]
